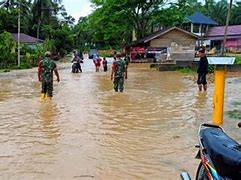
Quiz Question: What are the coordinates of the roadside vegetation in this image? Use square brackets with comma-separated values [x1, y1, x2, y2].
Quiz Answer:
[1, 0, 241, 71]
[228, 110, 241, 120]
[234, 56, 241, 64]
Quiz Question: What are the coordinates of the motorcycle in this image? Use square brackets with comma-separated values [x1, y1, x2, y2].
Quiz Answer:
[71, 57, 83, 73]
[72, 62, 79, 73]
[181, 123, 241, 180]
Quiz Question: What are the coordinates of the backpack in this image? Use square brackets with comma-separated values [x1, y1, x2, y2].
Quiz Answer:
[114, 59, 126, 77]
[41, 58, 55, 82]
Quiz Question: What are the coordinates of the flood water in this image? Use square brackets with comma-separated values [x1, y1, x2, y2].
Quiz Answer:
[0, 57, 241, 180]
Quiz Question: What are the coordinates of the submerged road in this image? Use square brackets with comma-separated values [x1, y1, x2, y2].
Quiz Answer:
[0, 57, 241, 179]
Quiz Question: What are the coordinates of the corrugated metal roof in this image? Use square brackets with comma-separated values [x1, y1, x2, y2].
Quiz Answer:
[205, 25, 241, 37]
[204, 35, 241, 40]
[127, 27, 199, 48]
[11, 33, 44, 43]
[185, 12, 218, 25]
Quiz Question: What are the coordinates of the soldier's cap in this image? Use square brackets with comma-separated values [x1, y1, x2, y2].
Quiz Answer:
[45, 51, 51, 56]
[198, 48, 205, 53]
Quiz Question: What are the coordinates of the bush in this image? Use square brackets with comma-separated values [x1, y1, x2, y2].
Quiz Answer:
[178, 67, 194, 74]
[208, 64, 215, 73]
[0, 31, 16, 69]
[234, 56, 241, 64]
[228, 110, 241, 120]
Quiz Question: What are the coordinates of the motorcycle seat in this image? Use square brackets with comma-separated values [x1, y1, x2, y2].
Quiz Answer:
[201, 127, 241, 178]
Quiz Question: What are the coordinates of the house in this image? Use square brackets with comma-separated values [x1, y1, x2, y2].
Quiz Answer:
[181, 12, 218, 36]
[11, 33, 44, 49]
[204, 25, 241, 53]
[179, 12, 218, 47]
[125, 26, 199, 63]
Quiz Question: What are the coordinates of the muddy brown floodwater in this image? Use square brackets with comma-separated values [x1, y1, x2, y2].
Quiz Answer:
[0, 58, 241, 180]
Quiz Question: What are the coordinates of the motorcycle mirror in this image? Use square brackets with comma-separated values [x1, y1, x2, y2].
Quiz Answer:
[238, 122, 241, 128]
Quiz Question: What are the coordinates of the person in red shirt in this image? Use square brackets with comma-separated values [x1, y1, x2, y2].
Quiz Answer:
[93, 55, 102, 72]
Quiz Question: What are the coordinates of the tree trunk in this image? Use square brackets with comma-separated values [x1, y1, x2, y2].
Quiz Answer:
[37, 1, 44, 39]
[37, 18, 41, 39]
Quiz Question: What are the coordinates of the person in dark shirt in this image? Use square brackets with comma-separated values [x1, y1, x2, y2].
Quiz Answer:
[197, 48, 209, 91]
[102, 57, 108, 72]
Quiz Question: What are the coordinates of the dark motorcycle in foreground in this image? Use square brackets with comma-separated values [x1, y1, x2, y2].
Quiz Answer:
[181, 123, 241, 180]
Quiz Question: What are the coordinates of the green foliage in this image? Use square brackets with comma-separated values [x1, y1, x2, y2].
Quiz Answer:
[178, 67, 194, 74]
[228, 110, 241, 120]
[0, 31, 16, 69]
[1, 0, 241, 70]
[208, 64, 215, 73]
[234, 56, 241, 64]
[98, 50, 112, 58]
[52, 24, 74, 56]
[14, 62, 32, 69]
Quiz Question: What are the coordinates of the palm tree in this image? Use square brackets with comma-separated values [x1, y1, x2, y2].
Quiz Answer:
[231, 2, 241, 25]
[0, 0, 16, 11]
[32, 0, 62, 39]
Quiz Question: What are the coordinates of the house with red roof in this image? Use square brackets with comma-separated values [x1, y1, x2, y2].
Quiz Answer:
[204, 25, 241, 53]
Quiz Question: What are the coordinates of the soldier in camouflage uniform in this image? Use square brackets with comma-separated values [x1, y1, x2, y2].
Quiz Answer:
[38, 51, 60, 101]
[111, 56, 128, 92]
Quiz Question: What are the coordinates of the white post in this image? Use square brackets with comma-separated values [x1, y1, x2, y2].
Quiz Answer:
[191, 23, 193, 33]
[199, 24, 202, 34]
[17, 3, 20, 67]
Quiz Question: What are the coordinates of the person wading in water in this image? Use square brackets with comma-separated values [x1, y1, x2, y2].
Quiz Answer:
[111, 55, 128, 92]
[197, 48, 209, 91]
[38, 51, 60, 101]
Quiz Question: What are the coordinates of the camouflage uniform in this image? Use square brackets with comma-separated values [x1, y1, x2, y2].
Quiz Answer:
[113, 58, 127, 92]
[39, 57, 57, 97]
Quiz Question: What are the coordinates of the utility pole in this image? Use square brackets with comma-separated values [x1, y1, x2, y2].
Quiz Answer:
[17, 1, 21, 67]
[221, 0, 233, 56]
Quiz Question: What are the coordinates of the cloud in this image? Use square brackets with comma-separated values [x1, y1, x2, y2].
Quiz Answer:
[62, 0, 94, 21]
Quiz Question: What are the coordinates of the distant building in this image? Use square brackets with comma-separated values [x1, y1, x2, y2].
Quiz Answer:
[180, 12, 218, 47]
[181, 12, 218, 36]
[11, 33, 44, 49]
[204, 25, 241, 53]
[126, 26, 199, 63]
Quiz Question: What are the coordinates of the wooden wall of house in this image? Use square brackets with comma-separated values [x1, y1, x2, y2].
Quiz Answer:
[150, 29, 197, 61]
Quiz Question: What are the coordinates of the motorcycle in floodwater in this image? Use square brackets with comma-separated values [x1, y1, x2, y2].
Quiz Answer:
[72, 62, 81, 73]
[181, 123, 241, 180]
[71, 58, 83, 73]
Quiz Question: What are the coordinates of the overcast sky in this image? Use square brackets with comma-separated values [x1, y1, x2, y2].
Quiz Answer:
[62, 0, 94, 21]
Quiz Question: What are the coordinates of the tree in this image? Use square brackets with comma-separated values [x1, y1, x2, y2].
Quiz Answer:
[230, 1, 241, 25]
[0, 31, 16, 68]
[32, 0, 62, 39]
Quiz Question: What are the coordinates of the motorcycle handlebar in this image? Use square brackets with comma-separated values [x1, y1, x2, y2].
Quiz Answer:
[201, 123, 220, 128]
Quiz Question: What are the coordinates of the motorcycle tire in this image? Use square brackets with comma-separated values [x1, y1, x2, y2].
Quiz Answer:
[72, 66, 78, 73]
[195, 162, 208, 180]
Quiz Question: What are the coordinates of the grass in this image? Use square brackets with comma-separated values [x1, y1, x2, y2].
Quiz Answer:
[0, 69, 10, 73]
[0, 63, 36, 72]
[178, 67, 195, 74]
[227, 110, 241, 120]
